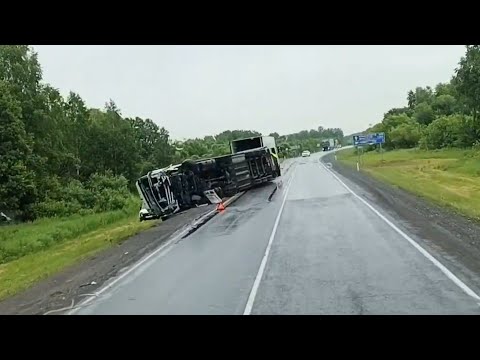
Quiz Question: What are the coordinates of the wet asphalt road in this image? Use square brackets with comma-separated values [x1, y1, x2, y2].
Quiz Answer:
[74, 153, 480, 314]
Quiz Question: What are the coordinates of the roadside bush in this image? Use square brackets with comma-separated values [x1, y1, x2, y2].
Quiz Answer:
[64, 179, 96, 209]
[422, 115, 475, 149]
[93, 189, 131, 212]
[33, 199, 83, 218]
[389, 121, 422, 149]
[87, 171, 129, 193]
[379, 114, 413, 149]
[32, 172, 133, 218]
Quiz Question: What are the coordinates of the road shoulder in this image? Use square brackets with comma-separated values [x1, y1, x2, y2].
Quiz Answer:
[321, 152, 480, 296]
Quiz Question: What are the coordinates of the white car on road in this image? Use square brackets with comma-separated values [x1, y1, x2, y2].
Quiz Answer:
[301, 150, 311, 157]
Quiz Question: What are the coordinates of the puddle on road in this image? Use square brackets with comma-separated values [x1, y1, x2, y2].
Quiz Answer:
[207, 205, 265, 237]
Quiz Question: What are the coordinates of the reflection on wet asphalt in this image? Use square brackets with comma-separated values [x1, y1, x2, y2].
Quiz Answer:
[75, 153, 480, 315]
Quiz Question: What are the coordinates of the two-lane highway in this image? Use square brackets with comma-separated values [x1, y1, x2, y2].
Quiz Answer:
[72, 152, 480, 315]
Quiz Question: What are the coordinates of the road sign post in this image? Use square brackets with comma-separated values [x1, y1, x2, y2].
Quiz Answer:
[371, 132, 386, 163]
[357, 147, 360, 171]
[353, 132, 385, 170]
[353, 135, 366, 171]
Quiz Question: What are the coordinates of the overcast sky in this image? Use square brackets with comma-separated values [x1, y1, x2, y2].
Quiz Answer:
[32, 45, 465, 140]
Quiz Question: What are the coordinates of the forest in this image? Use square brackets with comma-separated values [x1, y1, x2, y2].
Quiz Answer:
[0, 45, 342, 221]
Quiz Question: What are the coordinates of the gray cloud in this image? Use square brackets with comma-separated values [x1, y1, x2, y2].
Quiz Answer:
[33, 45, 465, 139]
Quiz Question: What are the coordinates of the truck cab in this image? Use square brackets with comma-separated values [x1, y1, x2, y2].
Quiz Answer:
[230, 136, 281, 177]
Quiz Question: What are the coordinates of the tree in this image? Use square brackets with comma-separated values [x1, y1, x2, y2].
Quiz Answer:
[0, 45, 43, 133]
[268, 132, 280, 139]
[65, 92, 89, 177]
[84, 103, 142, 182]
[35, 84, 73, 178]
[453, 45, 480, 126]
[432, 94, 457, 116]
[414, 86, 434, 105]
[407, 90, 416, 109]
[413, 102, 435, 125]
[435, 82, 456, 97]
[0, 80, 36, 215]
[382, 113, 411, 130]
[383, 107, 413, 118]
[389, 121, 421, 149]
[129, 117, 173, 169]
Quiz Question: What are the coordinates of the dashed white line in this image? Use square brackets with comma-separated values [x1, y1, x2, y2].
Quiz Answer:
[320, 161, 480, 302]
[243, 166, 297, 315]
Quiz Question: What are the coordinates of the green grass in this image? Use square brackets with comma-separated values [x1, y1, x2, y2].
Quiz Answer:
[0, 198, 158, 301]
[337, 148, 480, 220]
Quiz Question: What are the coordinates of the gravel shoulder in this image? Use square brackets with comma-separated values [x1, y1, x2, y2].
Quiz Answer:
[322, 152, 480, 296]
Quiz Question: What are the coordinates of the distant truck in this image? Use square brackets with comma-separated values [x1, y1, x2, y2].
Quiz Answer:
[329, 138, 335, 150]
[230, 136, 281, 177]
[321, 139, 336, 151]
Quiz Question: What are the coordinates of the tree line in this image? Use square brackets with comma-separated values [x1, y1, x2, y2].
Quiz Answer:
[0, 45, 343, 221]
[357, 45, 480, 152]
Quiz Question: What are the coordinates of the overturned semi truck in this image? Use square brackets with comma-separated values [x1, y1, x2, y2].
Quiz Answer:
[136, 136, 281, 221]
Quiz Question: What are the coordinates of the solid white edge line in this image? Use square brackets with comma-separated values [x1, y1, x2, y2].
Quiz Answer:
[243, 166, 297, 315]
[66, 191, 245, 315]
[319, 161, 480, 302]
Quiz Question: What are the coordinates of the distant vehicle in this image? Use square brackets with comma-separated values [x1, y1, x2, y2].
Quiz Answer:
[329, 138, 335, 150]
[321, 140, 330, 151]
[301, 150, 311, 157]
[321, 139, 336, 151]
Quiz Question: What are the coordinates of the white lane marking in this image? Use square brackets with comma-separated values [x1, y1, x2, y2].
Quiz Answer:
[243, 167, 297, 315]
[319, 162, 480, 302]
[66, 192, 245, 315]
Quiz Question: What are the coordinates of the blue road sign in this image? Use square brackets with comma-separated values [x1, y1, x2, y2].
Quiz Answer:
[353, 135, 367, 146]
[353, 133, 385, 146]
[367, 132, 385, 144]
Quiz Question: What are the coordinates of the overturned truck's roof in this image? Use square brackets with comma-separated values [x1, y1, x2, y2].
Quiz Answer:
[138, 147, 271, 181]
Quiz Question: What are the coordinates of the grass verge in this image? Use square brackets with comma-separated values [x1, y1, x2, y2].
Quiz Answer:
[0, 199, 158, 301]
[336, 148, 480, 220]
